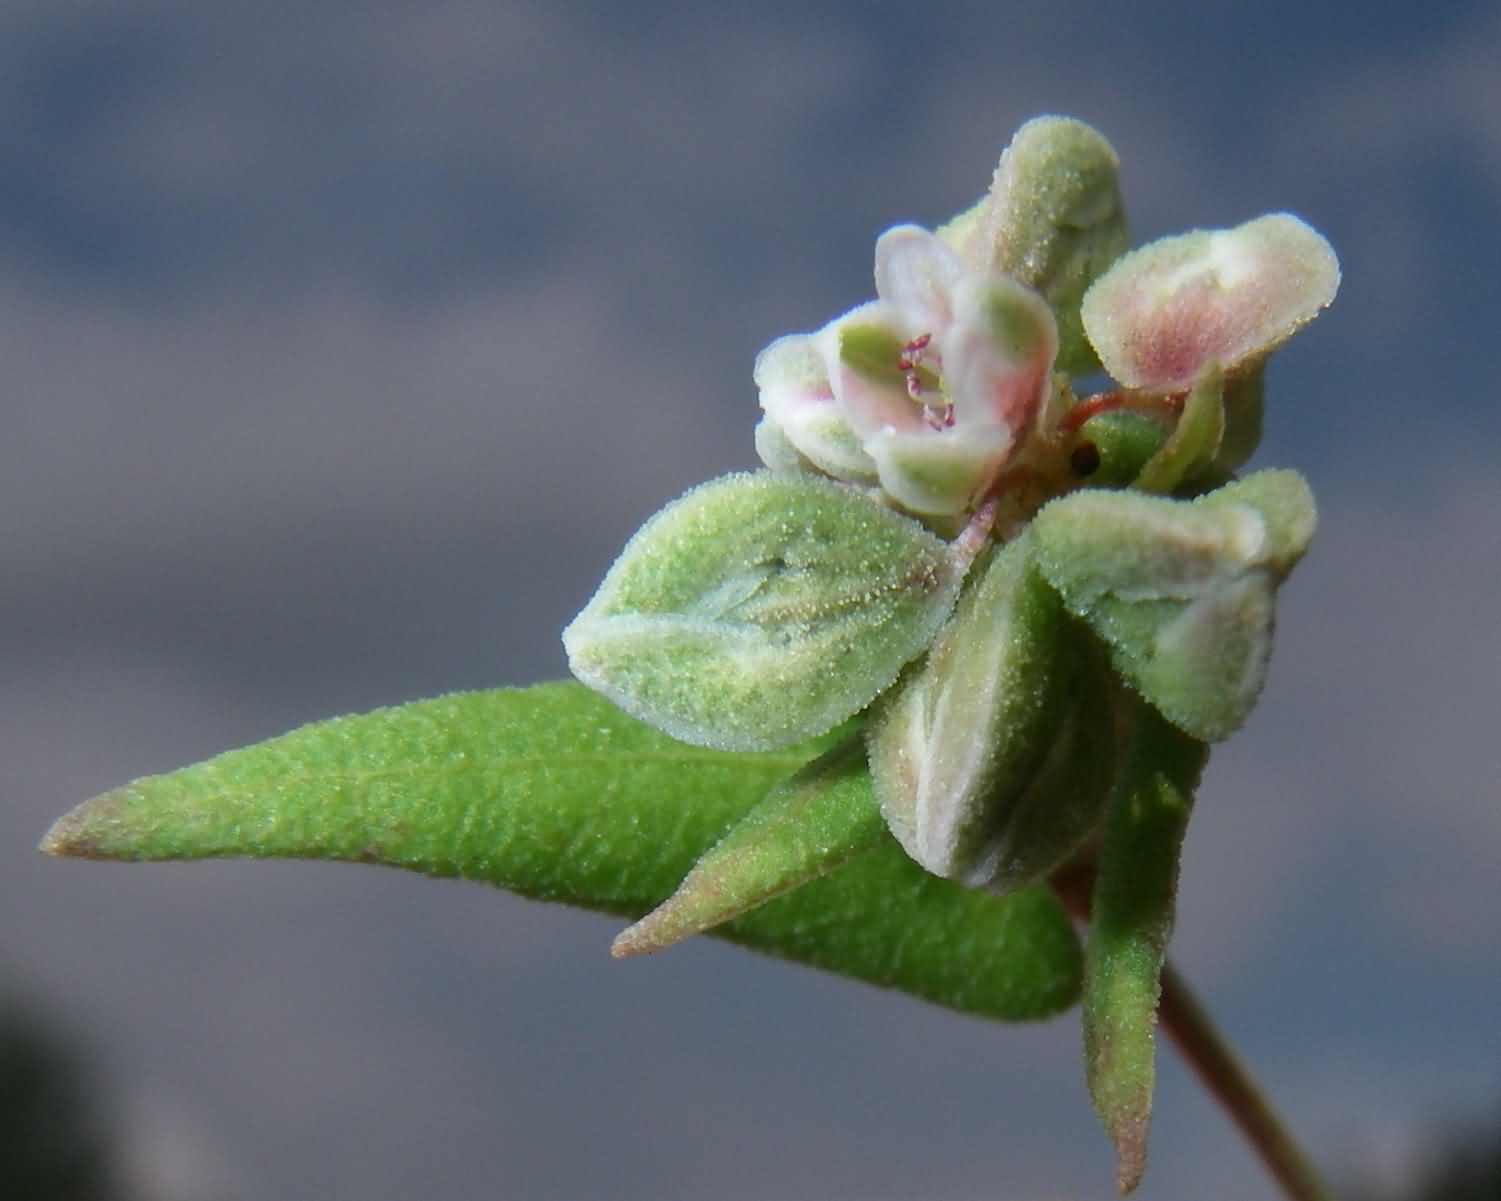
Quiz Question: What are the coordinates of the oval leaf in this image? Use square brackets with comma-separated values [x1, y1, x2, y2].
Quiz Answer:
[564, 472, 964, 750]
[42, 682, 1082, 1023]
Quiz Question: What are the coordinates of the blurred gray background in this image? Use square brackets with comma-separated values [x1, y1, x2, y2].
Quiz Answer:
[4, 2, 1498, 1198]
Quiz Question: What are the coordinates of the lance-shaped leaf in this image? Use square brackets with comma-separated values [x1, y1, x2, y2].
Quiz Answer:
[1031, 470, 1316, 741]
[612, 734, 886, 957]
[968, 116, 1129, 375]
[42, 682, 1083, 1022]
[1083, 702, 1207, 1193]
[868, 535, 1117, 888]
[564, 472, 965, 751]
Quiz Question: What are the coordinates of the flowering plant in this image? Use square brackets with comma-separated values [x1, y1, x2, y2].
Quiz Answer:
[43, 116, 1339, 1199]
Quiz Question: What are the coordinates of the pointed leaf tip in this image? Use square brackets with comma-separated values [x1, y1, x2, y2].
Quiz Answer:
[1083, 703, 1206, 1196]
[39, 790, 128, 860]
[612, 736, 886, 957]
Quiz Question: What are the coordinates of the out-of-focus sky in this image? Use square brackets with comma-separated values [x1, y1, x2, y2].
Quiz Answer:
[4, 2, 1498, 1198]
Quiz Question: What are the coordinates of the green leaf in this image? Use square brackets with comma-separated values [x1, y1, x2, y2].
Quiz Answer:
[868, 535, 1116, 888]
[42, 682, 1082, 1023]
[612, 734, 887, 957]
[1213, 365, 1265, 475]
[1132, 367, 1225, 495]
[1083, 703, 1207, 1194]
[1030, 470, 1316, 741]
[564, 472, 965, 751]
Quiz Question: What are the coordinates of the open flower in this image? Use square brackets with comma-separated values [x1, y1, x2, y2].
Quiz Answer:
[757, 224, 1057, 516]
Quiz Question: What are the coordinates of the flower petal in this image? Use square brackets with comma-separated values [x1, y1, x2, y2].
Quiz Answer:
[819, 302, 928, 437]
[874, 224, 965, 333]
[754, 333, 876, 479]
[867, 424, 1013, 515]
[943, 274, 1057, 434]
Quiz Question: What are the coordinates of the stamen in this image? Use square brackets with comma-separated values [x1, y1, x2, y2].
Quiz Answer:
[894, 330, 942, 420]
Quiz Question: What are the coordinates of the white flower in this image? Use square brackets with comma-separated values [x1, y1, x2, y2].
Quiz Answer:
[756, 225, 1058, 516]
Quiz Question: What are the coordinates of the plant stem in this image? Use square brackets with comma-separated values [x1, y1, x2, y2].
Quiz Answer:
[1156, 962, 1337, 1201]
[1051, 861, 1337, 1201]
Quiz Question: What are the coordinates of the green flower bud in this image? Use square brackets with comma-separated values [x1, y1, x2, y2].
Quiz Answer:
[1070, 409, 1170, 489]
[867, 534, 1116, 887]
[964, 116, 1129, 376]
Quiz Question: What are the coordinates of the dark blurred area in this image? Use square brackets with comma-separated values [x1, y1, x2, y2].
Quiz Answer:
[1348, 1108, 1501, 1201]
[0, 998, 122, 1201]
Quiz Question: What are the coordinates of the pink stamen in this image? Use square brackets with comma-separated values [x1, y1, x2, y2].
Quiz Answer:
[900, 332, 935, 406]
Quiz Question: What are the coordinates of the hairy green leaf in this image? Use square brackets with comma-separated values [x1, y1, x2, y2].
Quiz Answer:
[564, 472, 964, 751]
[612, 734, 886, 957]
[1084, 703, 1207, 1193]
[42, 682, 1082, 1022]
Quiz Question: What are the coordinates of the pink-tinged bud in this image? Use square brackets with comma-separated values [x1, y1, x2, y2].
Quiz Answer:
[1081, 213, 1339, 392]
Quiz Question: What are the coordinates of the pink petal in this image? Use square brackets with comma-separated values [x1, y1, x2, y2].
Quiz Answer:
[942, 274, 1057, 435]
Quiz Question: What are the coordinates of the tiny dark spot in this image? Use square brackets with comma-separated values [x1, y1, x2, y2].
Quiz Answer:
[1070, 441, 1101, 477]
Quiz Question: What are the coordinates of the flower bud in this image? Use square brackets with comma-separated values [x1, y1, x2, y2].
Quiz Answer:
[1081, 213, 1339, 392]
[963, 116, 1129, 376]
[868, 534, 1116, 887]
[1031, 470, 1316, 741]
